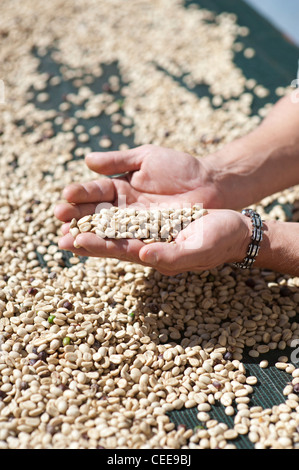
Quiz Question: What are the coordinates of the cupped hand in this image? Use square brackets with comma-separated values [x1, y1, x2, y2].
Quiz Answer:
[56, 209, 251, 275]
[54, 144, 224, 227]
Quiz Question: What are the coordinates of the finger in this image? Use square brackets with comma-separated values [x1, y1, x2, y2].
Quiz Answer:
[58, 233, 91, 257]
[54, 202, 99, 222]
[62, 179, 116, 204]
[85, 147, 144, 176]
[75, 232, 145, 263]
[61, 222, 70, 235]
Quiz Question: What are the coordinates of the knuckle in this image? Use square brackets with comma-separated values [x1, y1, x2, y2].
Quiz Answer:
[140, 143, 155, 153]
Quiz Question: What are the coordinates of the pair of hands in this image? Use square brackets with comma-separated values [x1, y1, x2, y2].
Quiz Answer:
[55, 145, 251, 275]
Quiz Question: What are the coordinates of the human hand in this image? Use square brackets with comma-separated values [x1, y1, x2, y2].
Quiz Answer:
[138, 209, 252, 275]
[56, 209, 252, 275]
[54, 144, 225, 229]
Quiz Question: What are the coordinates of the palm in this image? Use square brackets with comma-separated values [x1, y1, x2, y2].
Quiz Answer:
[129, 148, 199, 195]
[55, 144, 221, 227]
[105, 146, 219, 208]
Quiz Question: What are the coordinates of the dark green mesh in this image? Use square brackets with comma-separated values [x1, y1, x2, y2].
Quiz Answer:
[169, 348, 298, 449]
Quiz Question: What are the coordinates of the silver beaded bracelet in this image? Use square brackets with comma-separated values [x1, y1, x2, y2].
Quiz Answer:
[234, 208, 263, 269]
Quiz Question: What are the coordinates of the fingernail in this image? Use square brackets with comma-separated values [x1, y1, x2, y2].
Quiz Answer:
[144, 250, 158, 265]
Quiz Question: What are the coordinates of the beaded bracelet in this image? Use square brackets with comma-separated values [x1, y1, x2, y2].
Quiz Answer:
[234, 208, 263, 269]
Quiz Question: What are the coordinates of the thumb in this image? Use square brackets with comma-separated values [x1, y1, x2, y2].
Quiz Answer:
[85, 147, 144, 176]
[139, 241, 197, 272]
[139, 218, 206, 270]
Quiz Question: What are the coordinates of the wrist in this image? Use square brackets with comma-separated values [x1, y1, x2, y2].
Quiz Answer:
[202, 117, 299, 211]
[202, 137, 264, 210]
[253, 219, 289, 273]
